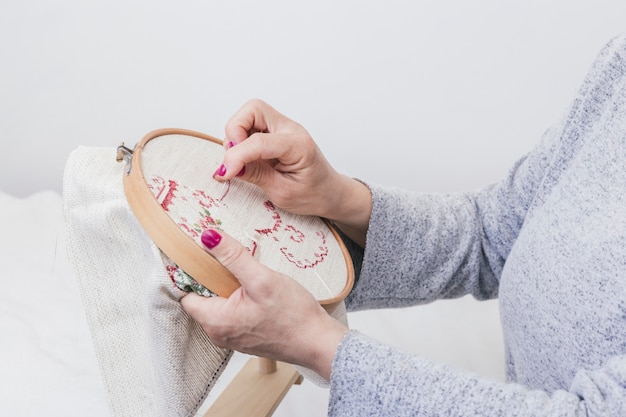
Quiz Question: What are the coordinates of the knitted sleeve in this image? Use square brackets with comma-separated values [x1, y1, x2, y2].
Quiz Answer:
[329, 34, 626, 417]
[344, 124, 559, 310]
[343, 32, 624, 311]
[329, 331, 626, 416]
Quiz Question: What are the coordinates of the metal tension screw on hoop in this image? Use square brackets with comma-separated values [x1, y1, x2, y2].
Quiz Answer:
[116, 143, 134, 175]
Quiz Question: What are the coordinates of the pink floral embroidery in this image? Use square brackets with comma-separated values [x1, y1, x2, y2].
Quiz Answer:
[164, 257, 214, 297]
[165, 264, 178, 285]
[255, 200, 329, 269]
[285, 225, 305, 243]
[279, 231, 329, 269]
[255, 201, 283, 241]
[149, 176, 178, 211]
[148, 176, 329, 269]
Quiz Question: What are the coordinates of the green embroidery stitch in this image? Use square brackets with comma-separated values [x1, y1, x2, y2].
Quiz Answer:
[171, 266, 215, 298]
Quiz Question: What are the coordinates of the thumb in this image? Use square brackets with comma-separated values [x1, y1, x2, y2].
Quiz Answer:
[200, 228, 269, 292]
[180, 291, 227, 321]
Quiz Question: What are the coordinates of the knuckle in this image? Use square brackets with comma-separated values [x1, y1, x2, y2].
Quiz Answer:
[245, 164, 266, 187]
[245, 98, 267, 114]
[208, 329, 230, 347]
[216, 241, 247, 270]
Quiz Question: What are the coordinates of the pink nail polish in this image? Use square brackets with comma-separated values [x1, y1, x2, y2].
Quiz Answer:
[201, 229, 222, 249]
[236, 166, 246, 177]
[227, 141, 236, 149]
[213, 164, 227, 177]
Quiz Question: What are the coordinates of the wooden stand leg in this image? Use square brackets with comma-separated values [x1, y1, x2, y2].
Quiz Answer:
[258, 357, 278, 374]
[204, 357, 303, 417]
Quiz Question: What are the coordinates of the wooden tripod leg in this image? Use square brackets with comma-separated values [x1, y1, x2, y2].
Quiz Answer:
[204, 357, 303, 417]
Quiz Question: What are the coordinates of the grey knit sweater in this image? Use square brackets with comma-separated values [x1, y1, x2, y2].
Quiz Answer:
[328, 35, 626, 416]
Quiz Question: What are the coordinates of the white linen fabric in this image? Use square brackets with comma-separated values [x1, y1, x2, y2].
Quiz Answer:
[63, 147, 232, 417]
[140, 134, 350, 302]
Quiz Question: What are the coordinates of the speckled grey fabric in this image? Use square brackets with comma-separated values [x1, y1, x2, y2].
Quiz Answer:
[329, 35, 626, 416]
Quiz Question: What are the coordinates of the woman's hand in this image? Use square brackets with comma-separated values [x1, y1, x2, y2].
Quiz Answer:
[181, 228, 348, 381]
[215, 99, 372, 246]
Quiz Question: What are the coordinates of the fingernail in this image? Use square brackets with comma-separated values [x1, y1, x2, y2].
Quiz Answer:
[201, 229, 222, 249]
[213, 164, 227, 177]
[236, 166, 246, 177]
[227, 141, 236, 149]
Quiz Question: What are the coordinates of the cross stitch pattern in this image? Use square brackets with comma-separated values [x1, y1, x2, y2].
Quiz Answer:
[149, 175, 330, 269]
[141, 134, 349, 301]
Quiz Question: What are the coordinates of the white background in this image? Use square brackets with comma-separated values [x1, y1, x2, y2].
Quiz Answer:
[1, 1, 625, 416]
[2, 0, 625, 197]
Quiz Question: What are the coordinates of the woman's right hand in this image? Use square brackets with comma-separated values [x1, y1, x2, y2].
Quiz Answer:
[216, 99, 372, 246]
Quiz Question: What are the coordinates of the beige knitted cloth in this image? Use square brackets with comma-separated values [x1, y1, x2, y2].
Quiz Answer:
[64, 147, 232, 417]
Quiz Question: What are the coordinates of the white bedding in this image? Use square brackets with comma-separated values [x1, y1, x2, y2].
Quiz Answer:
[0, 191, 109, 416]
[0, 190, 504, 416]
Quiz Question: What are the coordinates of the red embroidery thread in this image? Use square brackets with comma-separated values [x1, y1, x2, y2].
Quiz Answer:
[148, 175, 329, 269]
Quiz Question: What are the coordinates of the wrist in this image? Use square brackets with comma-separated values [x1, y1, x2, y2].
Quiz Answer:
[301, 315, 348, 381]
[325, 176, 372, 247]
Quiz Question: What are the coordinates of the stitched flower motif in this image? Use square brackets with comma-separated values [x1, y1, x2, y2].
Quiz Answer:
[149, 174, 332, 296]
[165, 260, 215, 298]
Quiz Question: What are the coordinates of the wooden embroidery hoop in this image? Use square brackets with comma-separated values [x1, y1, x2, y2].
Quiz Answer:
[116, 128, 354, 416]
[117, 128, 354, 312]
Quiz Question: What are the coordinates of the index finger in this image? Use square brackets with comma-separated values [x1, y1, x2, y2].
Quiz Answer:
[224, 99, 281, 146]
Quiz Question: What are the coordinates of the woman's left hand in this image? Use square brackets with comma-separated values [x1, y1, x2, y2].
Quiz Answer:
[181, 228, 348, 380]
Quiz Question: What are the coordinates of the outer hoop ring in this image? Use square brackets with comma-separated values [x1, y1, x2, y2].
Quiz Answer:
[121, 128, 354, 311]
